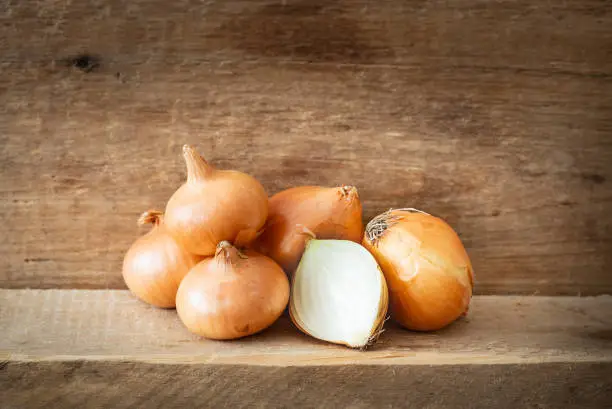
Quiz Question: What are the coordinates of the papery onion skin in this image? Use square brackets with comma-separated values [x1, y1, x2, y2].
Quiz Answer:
[122, 210, 203, 308]
[176, 241, 289, 340]
[164, 145, 268, 256]
[363, 209, 474, 332]
[255, 185, 363, 275]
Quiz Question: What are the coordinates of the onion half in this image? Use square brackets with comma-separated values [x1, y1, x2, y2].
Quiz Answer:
[289, 239, 388, 348]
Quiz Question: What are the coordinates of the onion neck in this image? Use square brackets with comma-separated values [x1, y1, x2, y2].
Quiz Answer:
[296, 224, 316, 240]
[340, 185, 358, 201]
[216, 241, 247, 264]
[365, 211, 391, 244]
[183, 145, 214, 183]
[137, 210, 164, 226]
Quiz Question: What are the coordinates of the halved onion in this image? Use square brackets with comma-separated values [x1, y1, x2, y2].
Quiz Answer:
[289, 239, 388, 348]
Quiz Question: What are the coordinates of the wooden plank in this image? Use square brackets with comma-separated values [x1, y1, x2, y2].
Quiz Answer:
[1, 0, 611, 293]
[2, 290, 611, 364]
[1, 290, 612, 408]
[2, 362, 611, 409]
[1, 0, 610, 74]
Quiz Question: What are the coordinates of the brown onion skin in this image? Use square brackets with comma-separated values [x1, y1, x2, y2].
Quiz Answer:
[255, 185, 363, 275]
[176, 242, 289, 340]
[164, 145, 268, 256]
[363, 209, 474, 332]
[122, 210, 203, 308]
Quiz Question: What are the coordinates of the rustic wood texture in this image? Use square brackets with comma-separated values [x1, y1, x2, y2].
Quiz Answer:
[1, 290, 612, 408]
[1, 0, 611, 293]
[2, 290, 612, 364]
[3, 362, 612, 409]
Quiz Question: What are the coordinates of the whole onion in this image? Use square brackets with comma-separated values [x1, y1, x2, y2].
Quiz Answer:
[165, 145, 268, 256]
[363, 209, 474, 331]
[176, 241, 290, 340]
[255, 185, 363, 275]
[122, 210, 202, 308]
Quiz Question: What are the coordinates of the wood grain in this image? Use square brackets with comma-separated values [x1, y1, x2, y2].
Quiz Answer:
[3, 362, 611, 409]
[1, 0, 611, 293]
[2, 290, 612, 365]
[1, 290, 612, 408]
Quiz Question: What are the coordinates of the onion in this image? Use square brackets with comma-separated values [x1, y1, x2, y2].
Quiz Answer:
[255, 185, 363, 275]
[165, 145, 268, 256]
[122, 210, 203, 308]
[176, 241, 289, 340]
[363, 208, 474, 331]
[289, 239, 388, 348]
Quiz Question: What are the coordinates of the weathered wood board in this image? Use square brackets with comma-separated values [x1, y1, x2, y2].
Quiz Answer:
[1, 290, 612, 408]
[2, 291, 612, 365]
[3, 362, 611, 409]
[1, 0, 611, 293]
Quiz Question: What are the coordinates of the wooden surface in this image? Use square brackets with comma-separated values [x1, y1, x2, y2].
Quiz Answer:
[2, 290, 612, 364]
[1, 0, 612, 294]
[2, 290, 612, 408]
[3, 362, 611, 409]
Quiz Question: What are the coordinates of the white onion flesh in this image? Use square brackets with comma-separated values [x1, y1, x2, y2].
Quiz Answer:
[289, 239, 388, 348]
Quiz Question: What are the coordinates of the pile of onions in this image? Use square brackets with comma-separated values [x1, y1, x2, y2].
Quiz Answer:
[122, 210, 202, 308]
[164, 145, 268, 256]
[363, 209, 474, 331]
[255, 185, 363, 275]
[289, 238, 388, 348]
[176, 241, 289, 340]
[121, 144, 477, 346]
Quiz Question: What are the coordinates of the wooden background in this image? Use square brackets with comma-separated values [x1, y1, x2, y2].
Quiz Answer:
[1, 0, 611, 294]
